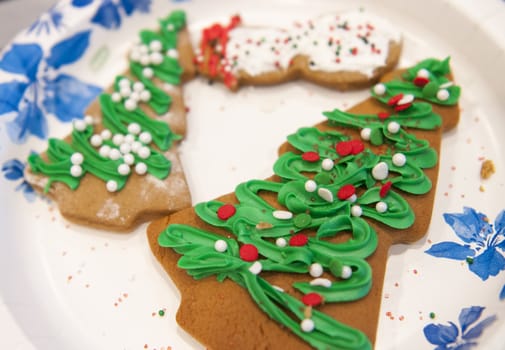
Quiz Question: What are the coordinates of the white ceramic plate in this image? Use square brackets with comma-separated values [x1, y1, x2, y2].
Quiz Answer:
[1, 0, 504, 349]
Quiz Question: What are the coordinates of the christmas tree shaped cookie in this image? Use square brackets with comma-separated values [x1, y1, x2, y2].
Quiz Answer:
[147, 58, 460, 349]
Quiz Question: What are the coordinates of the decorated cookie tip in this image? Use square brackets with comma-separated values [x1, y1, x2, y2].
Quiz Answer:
[387, 121, 401, 134]
[321, 158, 334, 171]
[70, 152, 84, 165]
[302, 151, 320, 162]
[302, 292, 323, 307]
[289, 233, 308, 247]
[123, 153, 135, 165]
[139, 131, 152, 144]
[138, 146, 151, 159]
[217, 203, 237, 220]
[309, 263, 323, 277]
[376, 201, 388, 213]
[117, 163, 131, 176]
[360, 127, 372, 140]
[248, 261, 263, 275]
[372, 161, 389, 180]
[351, 205, 363, 217]
[337, 184, 355, 200]
[300, 318, 315, 333]
[437, 89, 450, 101]
[135, 162, 147, 175]
[379, 181, 393, 198]
[304, 179, 317, 193]
[240, 244, 259, 262]
[273, 210, 293, 220]
[341, 265, 353, 279]
[73, 119, 87, 132]
[392, 153, 406, 167]
[317, 187, 333, 203]
[106, 180, 118, 192]
[90, 134, 103, 147]
[373, 83, 386, 95]
[214, 239, 228, 253]
[275, 237, 287, 247]
[70, 164, 82, 177]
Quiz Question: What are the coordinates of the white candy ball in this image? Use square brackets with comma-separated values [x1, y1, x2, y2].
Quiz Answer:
[149, 52, 164, 65]
[70, 164, 82, 177]
[142, 67, 154, 78]
[100, 129, 112, 140]
[301, 319, 315, 333]
[376, 201, 388, 213]
[73, 119, 87, 132]
[99, 145, 111, 158]
[351, 205, 363, 217]
[149, 40, 162, 52]
[360, 127, 371, 141]
[138, 146, 151, 159]
[387, 121, 401, 134]
[276, 237, 287, 248]
[127, 123, 141, 135]
[373, 83, 386, 96]
[117, 163, 130, 176]
[129, 91, 140, 102]
[119, 142, 131, 155]
[248, 261, 263, 275]
[123, 153, 135, 165]
[304, 179, 317, 193]
[135, 162, 147, 175]
[318, 187, 334, 203]
[139, 90, 151, 102]
[106, 180, 118, 192]
[84, 115, 94, 125]
[437, 89, 450, 101]
[90, 134, 102, 147]
[112, 134, 124, 146]
[118, 78, 130, 88]
[131, 141, 142, 153]
[129, 50, 141, 62]
[392, 153, 407, 167]
[124, 134, 135, 144]
[140, 54, 151, 66]
[120, 86, 132, 98]
[70, 152, 84, 165]
[109, 148, 121, 160]
[309, 263, 323, 277]
[139, 131, 152, 144]
[321, 158, 334, 171]
[417, 68, 430, 78]
[133, 81, 145, 92]
[111, 92, 122, 102]
[214, 239, 228, 253]
[341, 265, 353, 279]
[124, 99, 137, 111]
[166, 49, 178, 59]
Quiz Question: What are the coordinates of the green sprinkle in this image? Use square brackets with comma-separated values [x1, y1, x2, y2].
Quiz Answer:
[466, 257, 474, 264]
[429, 312, 436, 319]
[158, 309, 165, 317]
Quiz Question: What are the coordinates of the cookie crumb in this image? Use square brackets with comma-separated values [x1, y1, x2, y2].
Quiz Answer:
[480, 159, 495, 179]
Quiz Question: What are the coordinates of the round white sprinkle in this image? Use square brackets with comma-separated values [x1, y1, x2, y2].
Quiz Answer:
[73, 119, 87, 132]
[70, 164, 82, 177]
[109, 148, 121, 160]
[166, 48, 178, 59]
[139, 90, 151, 102]
[131, 141, 142, 153]
[129, 50, 141, 62]
[117, 163, 130, 176]
[133, 81, 145, 92]
[120, 86, 132, 98]
[318, 187, 333, 203]
[124, 99, 137, 111]
[138, 146, 151, 159]
[84, 115, 94, 125]
[214, 239, 228, 253]
[118, 78, 130, 89]
[417, 68, 430, 78]
[347, 194, 357, 203]
[140, 54, 151, 66]
[373, 83, 386, 96]
[149, 52, 164, 65]
[392, 153, 407, 167]
[99, 145, 111, 158]
[437, 89, 450, 101]
[276, 237, 287, 247]
[309, 263, 323, 278]
[142, 67, 154, 78]
[149, 40, 162, 52]
[321, 158, 334, 171]
[139, 44, 149, 54]
[372, 161, 389, 180]
[341, 265, 353, 279]
[351, 205, 363, 217]
[106, 180, 118, 192]
[376, 201, 388, 213]
[360, 127, 372, 141]
[139, 131, 152, 144]
[248, 261, 262, 275]
[135, 162, 147, 175]
[119, 142, 131, 155]
[90, 134, 103, 147]
[111, 92, 122, 102]
[123, 153, 135, 165]
[112, 134, 125, 146]
[124, 134, 135, 144]
[387, 121, 401, 134]
[310, 278, 332, 288]
[397, 94, 415, 105]
[100, 129, 112, 140]
[129, 91, 140, 102]
[273, 210, 293, 220]
[70, 152, 84, 165]
[301, 319, 315, 333]
[127, 123, 141, 135]
[304, 179, 317, 193]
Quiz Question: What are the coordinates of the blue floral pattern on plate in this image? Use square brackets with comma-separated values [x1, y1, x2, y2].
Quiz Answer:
[424, 306, 496, 350]
[1, 158, 36, 201]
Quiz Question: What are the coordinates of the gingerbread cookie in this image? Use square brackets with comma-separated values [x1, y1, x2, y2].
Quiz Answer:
[25, 10, 196, 231]
[147, 57, 460, 349]
[194, 10, 402, 91]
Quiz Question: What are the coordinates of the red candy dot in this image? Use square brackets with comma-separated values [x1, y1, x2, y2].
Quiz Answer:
[336, 141, 352, 156]
[337, 184, 356, 200]
[379, 181, 393, 198]
[388, 93, 404, 106]
[239, 244, 259, 262]
[302, 151, 320, 162]
[302, 292, 324, 306]
[377, 111, 391, 120]
[413, 76, 429, 87]
[289, 233, 309, 247]
[350, 140, 365, 155]
[217, 204, 236, 220]
[394, 103, 412, 112]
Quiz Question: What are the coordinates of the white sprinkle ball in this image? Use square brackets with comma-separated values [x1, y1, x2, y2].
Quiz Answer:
[347, 194, 357, 203]
[99, 145, 111, 158]
[139, 131, 152, 144]
[309, 263, 323, 277]
[124, 99, 137, 111]
[139, 44, 149, 54]
[112, 134, 125, 146]
[318, 187, 333, 203]
[387, 121, 401, 134]
[109, 148, 121, 160]
[117, 163, 130, 176]
[392, 153, 407, 167]
[129, 50, 141, 62]
[101, 129, 112, 140]
[273, 210, 293, 220]
[214, 239, 228, 253]
[321, 158, 334, 171]
[139, 90, 151, 102]
[127, 123, 141, 135]
[372, 161, 389, 180]
[119, 142, 131, 155]
[73, 119, 87, 132]
[304, 179, 317, 193]
[166, 49, 178, 59]
[124, 134, 135, 144]
[149, 40, 162, 52]
[437, 89, 450, 101]
[276, 237, 287, 247]
[111, 92, 122, 102]
[135, 162, 147, 175]
[351, 205, 363, 217]
[131, 141, 142, 153]
[417, 68, 430, 78]
[376, 201, 388, 213]
[248, 261, 263, 275]
[341, 265, 353, 279]
[140, 54, 151, 66]
[301, 319, 315, 333]
[84, 115, 94, 125]
[70, 152, 84, 165]
[120, 86, 132, 98]
[142, 67, 154, 78]
[119, 78, 131, 88]
[360, 127, 371, 141]
[70, 165, 82, 177]
[149, 52, 164, 65]
[133, 81, 145, 92]
[123, 153, 135, 165]
[106, 180, 118, 192]
[138, 146, 151, 159]
[90, 134, 102, 147]
[373, 83, 386, 95]
[129, 91, 140, 102]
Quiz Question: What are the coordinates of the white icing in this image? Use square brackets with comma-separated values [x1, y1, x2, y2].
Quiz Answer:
[318, 187, 333, 202]
[223, 10, 401, 78]
[96, 198, 120, 220]
[372, 161, 389, 180]
[273, 210, 293, 220]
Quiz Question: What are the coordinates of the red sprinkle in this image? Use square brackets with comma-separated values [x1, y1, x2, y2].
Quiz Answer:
[289, 234, 309, 247]
[239, 244, 259, 261]
[394, 103, 412, 112]
[379, 181, 393, 198]
[413, 76, 429, 87]
[350, 139, 365, 155]
[336, 141, 352, 156]
[302, 292, 324, 306]
[388, 93, 404, 106]
[217, 204, 236, 220]
[302, 151, 320, 162]
[338, 184, 356, 200]
[377, 111, 391, 120]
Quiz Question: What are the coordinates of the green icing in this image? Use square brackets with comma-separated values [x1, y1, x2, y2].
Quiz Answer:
[113, 75, 171, 115]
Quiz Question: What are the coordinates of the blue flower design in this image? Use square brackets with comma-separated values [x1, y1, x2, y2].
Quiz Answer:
[74, 0, 151, 29]
[425, 207, 505, 281]
[424, 306, 496, 350]
[1, 159, 36, 202]
[27, 5, 64, 36]
[0, 31, 101, 143]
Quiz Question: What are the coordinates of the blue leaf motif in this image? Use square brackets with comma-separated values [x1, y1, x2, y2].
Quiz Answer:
[121, 0, 151, 15]
[462, 315, 497, 340]
[424, 322, 459, 345]
[42, 73, 101, 122]
[443, 207, 490, 244]
[92, 1, 122, 29]
[72, 0, 93, 7]
[425, 242, 475, 260]
[1, 159, 25, 180]
[500, 284, 505, 300]
[458, 306, 484, 334]
[469, 246, 505, 281]
[16, 181, 36, 202]
[0, 43, 43, 81]
[7, 87, 47, 143]
[0, 81, 29, 115]
[46, 31, 91, 69]
[494, 210, 505, 235]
